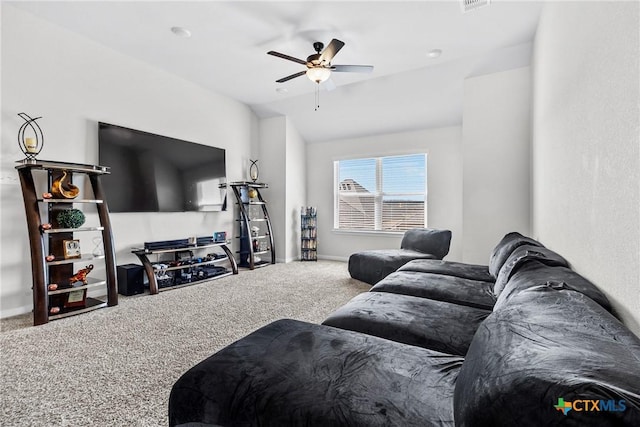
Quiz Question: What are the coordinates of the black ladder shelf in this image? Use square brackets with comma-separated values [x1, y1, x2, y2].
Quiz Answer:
[230, 182, 275, 269]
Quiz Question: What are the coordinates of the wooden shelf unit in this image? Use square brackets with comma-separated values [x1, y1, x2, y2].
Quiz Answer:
[16, 159, 118, 326]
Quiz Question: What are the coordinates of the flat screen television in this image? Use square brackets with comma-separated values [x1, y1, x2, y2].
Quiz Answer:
[98, 122, 227, 213]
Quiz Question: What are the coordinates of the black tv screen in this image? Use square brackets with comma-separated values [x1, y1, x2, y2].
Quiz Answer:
[98, 122, 227, 213]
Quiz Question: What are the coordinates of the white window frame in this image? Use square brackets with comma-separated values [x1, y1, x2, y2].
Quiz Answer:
[333, 154, 427, 233]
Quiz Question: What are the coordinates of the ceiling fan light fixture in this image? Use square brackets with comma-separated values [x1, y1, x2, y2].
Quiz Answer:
[306, 67, 331, 83]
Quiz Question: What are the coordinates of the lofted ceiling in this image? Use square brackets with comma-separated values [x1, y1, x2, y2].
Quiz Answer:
[9, 1, 543, 142]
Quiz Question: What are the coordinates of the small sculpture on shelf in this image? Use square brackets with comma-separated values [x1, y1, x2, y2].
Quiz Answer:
[51, 170, 80, 199]
[69, 264, 94, 285]
[92, 237, 104, 256]
[56, 208, 85, 228]
[17, 112, 44, 161]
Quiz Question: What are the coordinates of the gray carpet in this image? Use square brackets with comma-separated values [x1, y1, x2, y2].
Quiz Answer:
[0, 260, 369, 426]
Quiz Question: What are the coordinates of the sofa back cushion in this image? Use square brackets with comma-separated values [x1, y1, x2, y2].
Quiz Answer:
[493, 245, 569, 295]
[454, 286, 640, 426]
[400, 228, 451, 259]
[488, 232, 544, 278]
[494, 260, 612, 312]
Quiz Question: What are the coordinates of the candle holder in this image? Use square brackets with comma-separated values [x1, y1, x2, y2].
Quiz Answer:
[17, 113, 44, 162]
[249, 159, 259, 182]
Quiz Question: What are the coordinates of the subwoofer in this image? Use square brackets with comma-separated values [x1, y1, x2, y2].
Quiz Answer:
[117, 264, 144, 296]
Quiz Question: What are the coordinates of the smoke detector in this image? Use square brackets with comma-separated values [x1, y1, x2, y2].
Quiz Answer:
[461, 0, 491, 13]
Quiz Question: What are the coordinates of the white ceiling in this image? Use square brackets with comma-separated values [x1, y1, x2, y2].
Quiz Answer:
[10, 1, 543, 142]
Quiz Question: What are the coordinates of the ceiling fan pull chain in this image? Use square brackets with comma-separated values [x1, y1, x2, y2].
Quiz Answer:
[315, 84, 320, 111]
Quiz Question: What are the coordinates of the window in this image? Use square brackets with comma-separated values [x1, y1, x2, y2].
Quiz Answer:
[334, 154, 427, 232]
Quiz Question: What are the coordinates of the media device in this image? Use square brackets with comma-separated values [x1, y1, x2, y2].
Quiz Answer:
[143, 239, 190, 251]
[117, 264, 144, 296]
[98, 122, 227, 213]
[213, 231, 227, 243]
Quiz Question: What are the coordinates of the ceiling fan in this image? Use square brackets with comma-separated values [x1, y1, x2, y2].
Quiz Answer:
[267, 38, 374, 85]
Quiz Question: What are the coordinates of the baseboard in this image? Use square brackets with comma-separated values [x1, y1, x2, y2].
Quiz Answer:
[0, 304, 32, 320]
[318, 255, 349, 262]
[277, 255, 348, 263]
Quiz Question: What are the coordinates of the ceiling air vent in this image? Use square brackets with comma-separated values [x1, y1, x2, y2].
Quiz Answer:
[461, 0, 491, 13]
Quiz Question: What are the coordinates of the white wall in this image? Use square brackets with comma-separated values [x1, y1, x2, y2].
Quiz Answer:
[306, 126, 463, 261]
[532, 1, 640, 335]
[0, 5, 256, 318]
[258, 116, 287, 262]
[285, 120, 307, 262]
[462, 67, 532, 264]
[257, 116, 307, 263]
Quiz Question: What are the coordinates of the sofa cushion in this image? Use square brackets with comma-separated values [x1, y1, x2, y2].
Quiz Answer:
[493, 245, 569, 295]
[371, 270, 496, 310]
[454, 286, 640, 427]
[494, 260, 612, 312]
[348, 249, 437, 285]
[400, 228, 452, 259]
[398, 259, 494, 283]
[488, 232, 544, 278]
[322, 292, 490, 355]
[169, 319, 464, 427]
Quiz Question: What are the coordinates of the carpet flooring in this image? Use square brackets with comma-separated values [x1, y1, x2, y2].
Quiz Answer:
[0, 260, 369, 426]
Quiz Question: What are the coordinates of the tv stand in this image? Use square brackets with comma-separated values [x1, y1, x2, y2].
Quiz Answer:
[132, 240, 238, 294]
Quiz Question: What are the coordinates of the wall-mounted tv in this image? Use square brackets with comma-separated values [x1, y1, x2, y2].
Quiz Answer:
[98, 122, 227, 213]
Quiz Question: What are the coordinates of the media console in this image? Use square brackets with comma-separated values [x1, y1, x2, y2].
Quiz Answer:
[132, 239, 238, 294]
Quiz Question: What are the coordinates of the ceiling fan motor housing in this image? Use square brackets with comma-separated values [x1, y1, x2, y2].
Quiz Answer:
[306, 53, 323, 66]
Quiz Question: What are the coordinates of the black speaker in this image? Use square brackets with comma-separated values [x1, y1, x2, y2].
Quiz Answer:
[117, 264, 144, 296]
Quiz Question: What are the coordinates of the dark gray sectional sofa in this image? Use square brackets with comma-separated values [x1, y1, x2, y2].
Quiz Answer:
[347, 228, 452, 285]
[169, 232, 640, 426]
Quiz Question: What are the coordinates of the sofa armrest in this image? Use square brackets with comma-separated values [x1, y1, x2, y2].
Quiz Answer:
[400, 228, 452, 259]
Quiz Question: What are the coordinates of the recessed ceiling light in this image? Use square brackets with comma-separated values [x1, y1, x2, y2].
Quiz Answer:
[427, 49, 442, 59]
[171, 27, 192, 38]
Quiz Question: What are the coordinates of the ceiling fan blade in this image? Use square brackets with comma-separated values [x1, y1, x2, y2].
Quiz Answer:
[276, 70, 307, 83]
[267, 51, 308, 65]
[332, 65, 374, 73]
[319, 38, 345, 63]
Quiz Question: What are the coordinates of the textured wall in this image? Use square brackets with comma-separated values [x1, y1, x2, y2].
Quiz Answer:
[462, 67, 532, 265]
[532, 1, 640, 334]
